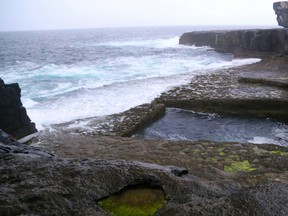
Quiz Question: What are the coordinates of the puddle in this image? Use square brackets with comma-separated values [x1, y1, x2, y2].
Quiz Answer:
[136, 108, 288, 146]
[98, 185, 165, 216]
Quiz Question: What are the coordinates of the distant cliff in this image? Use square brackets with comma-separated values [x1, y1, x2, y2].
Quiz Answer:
[179, 29, 288, 56]
[274, 1, 288, 28]
[0, 78, 37, 139]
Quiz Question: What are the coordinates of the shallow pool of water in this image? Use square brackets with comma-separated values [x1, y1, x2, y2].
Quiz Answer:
[137, 108, 288, 146]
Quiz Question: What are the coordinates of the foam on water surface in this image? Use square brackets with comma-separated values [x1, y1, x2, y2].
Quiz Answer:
[0, 27, 261, 131]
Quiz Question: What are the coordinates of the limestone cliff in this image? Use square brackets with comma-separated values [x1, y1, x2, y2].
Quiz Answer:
[179, 29, 288, 56]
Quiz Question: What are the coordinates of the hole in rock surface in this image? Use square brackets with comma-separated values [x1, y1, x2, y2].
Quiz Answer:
[98, 185, 166, 216]
[136, 108, 288, 146]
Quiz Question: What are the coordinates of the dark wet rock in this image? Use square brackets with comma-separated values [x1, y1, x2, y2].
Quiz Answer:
[0, 78, 37, 139]
[158, 183, 288, 216]
[179, 29, 288, 55]
[274, 1, 288, 28]
[0, 130, 53, 157]
[0, 129, 17, 145]
[2, 129, 288, 215]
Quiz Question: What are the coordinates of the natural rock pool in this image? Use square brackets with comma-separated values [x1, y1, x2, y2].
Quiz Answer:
[137, 108, 288, 146]
[98, 185, 165, 216]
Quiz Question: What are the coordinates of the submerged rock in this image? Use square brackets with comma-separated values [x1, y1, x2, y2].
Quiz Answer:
[274, 1, 288, 28]
[0, 78, 37, 139]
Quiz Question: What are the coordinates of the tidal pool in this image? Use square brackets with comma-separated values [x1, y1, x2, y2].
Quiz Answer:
[98, 185, 165, 216]
[137, 108, 288, 146]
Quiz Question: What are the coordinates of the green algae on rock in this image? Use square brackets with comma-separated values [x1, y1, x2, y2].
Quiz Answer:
[98, 186, 166, 216]
[224, 160, 257, 172]
[271, 150, 288, 156]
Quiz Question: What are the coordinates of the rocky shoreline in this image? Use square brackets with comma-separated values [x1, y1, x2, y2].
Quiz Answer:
[1, 27, 288, 215]
[43, 54, 288, 138]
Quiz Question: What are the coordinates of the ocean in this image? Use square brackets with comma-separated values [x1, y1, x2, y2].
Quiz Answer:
[138, 108, 288, 146]
[0, 26, 263, 130]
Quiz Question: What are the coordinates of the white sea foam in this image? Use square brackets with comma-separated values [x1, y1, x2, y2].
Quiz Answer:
[91, 36, 181, 48]
[248, 125, 288, 146]
[0, 29, 263, 131]
[66, 119, 94, 131]
[22, 98, 39, 108]
[27, 75, 190, 130]
[248, 137, 280, 145]
[25, 55, 261, 130]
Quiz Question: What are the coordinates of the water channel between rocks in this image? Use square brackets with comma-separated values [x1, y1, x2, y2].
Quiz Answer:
[136, 108, 288, 147]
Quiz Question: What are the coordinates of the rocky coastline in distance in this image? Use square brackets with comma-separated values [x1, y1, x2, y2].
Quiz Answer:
[1, 2, 288, 216]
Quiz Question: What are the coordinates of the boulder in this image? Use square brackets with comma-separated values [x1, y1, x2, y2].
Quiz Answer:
[0, 78, 37, 139]
[274, 1, 288, 28]
[179, 29, 288, 55]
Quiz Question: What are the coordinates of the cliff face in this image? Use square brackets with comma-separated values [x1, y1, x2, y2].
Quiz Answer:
[179, 29, 288, 56]
[0, 78, 37, 139]
[274, 1, 288, 28]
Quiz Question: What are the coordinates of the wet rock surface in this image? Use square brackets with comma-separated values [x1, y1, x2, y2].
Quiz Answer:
[2, 130, 288, 216]
[0, 78, 37, 139]
[35, 132, 288, 182]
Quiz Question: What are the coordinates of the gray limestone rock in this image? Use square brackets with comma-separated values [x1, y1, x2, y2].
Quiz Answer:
[179, 29, 288, 55]
[274, 1, 288, 28]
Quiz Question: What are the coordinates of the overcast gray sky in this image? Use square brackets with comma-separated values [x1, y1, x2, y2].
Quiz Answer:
[0, 0, 279, 31]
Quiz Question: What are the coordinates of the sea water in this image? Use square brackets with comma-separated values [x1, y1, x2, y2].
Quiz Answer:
[0, 26, 263, 131]
[137, 108, 288, 147]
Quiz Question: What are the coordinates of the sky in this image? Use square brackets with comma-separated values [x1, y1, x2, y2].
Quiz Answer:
[0, 0, 279, 31]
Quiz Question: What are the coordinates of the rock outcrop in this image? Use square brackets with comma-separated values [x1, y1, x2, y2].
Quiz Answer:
[274, 1, 288, 28]
[2, 129, 288, 215]
[179, 29, 288, 55]
[0, 78, 37, 139]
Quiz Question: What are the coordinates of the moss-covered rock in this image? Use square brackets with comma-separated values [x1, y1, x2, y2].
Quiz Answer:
[224, 160, 257, 173]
